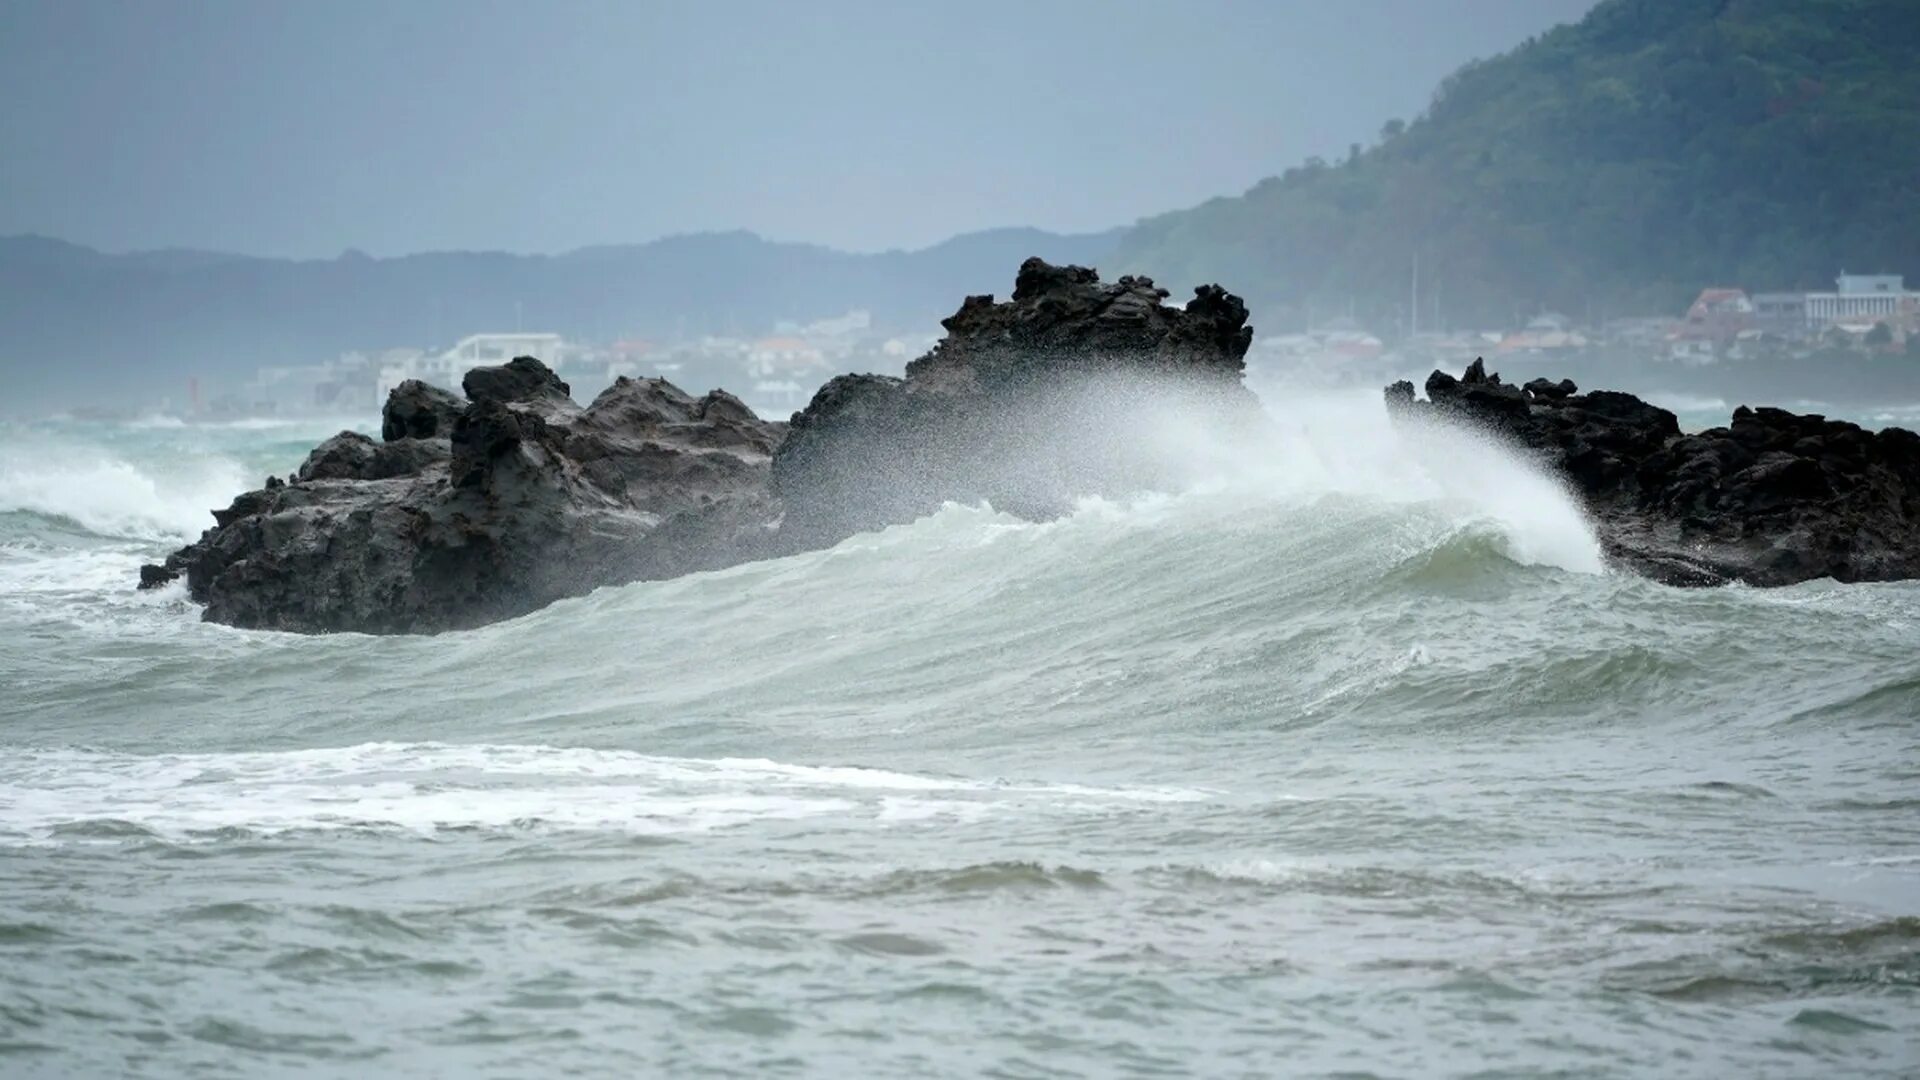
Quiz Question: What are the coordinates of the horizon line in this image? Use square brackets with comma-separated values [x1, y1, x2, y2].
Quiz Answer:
[0, 222, 1132, 265]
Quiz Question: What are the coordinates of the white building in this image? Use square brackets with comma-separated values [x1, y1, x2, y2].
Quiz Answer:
[1751, 292, 1807, 332]
[1803, 273, 1911, 325]
[746, 336, 827, 380]
[246, 350, 393, 413]
[377, 333, 568, 398]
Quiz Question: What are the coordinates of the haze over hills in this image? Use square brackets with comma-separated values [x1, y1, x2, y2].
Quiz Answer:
[0, 227, 1120, 408]
[6, 0, 1917, 412]
[1117, 0, 1920, 331]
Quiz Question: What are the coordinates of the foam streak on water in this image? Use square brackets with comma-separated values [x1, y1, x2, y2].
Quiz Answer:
[1, 409, 1918, 1077]
[0, 743, 1209, 842]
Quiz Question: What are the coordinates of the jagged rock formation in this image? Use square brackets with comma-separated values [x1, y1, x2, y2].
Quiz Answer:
[143, 258, 1259, 633]
[141, 363, 783, 632]
[295, 430, 449, 483]
[771, 257, 1259, 550]
[380, 379, 464, 441]
[1387, 360, 1920, 586]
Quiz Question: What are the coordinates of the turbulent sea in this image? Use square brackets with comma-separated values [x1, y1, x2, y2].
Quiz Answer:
[2, 398, 1917, 1078]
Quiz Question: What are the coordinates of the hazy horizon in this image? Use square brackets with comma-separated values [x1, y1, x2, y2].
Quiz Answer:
[4, 222, 1118, 261]
[0, 0, 1594, 259]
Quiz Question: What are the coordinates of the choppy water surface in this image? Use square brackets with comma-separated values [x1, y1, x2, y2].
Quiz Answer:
[2, 401, 1917, 1077]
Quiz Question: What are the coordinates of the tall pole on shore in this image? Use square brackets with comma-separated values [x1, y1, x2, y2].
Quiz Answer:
[1410, 251, 1420, 339]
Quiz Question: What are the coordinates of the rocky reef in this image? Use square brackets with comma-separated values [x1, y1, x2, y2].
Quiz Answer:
[1387, 360, 1920, 586]
[143, 258, 1258, 633]
[142, 358, 783, 632]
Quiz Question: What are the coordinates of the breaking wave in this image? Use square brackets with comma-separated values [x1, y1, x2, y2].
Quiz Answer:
[0, 431, 246, 541]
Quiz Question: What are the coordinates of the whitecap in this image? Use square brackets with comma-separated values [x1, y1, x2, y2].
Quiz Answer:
[0, 743, 1215, 843]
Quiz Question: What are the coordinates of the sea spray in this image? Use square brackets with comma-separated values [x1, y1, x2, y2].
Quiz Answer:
[0, 417, 365, 543]
[0, 432, 248, 541]
[1159, 383, 1606, 574]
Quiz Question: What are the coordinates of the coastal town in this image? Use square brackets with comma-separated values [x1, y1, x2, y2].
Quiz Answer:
[201, 309, 940, 421]
[1258, 271, 1918, 378]
[195, 270, 1918, 421]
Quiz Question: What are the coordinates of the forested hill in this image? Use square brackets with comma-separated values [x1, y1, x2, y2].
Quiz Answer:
[1115, 0, 1920, 331]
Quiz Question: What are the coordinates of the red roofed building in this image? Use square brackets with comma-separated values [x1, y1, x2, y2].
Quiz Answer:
[1668, 288, 1756, 362]
[1686, 288, 1755, 324]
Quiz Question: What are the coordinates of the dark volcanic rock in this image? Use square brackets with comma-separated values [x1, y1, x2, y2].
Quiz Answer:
[1387, 359, 1920, 586]
[380, 380, 464, 441]
[1413, 358, 1538, 427]
[772, 257, 1259, 550]
[462, 355, 571, 405]
[297, 431, 450, 482]
[141, 358, 783, 632]
[1524, 377, 1577, 401]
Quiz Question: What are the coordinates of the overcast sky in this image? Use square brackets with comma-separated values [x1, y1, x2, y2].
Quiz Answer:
[0, 0, 1595, 257]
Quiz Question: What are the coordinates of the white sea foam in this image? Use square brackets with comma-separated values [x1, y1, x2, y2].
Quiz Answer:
[1642, 392, 1732, 416]
[1120, 385, 1606, 574]
[0, 545, 152, 598]
[798, 384, 1603, 577]
[125, 414, 189, 430]
[129, 414, 355, 432]
[0, 743, 1211, 843]
[196, 416, 318, 431]
[0, 436, 243, 540]
[1197, 857, 1323, 884]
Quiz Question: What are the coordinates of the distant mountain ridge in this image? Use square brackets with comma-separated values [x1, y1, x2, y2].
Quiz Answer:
[0, 226, 1122, 407]
[1115, 0, 1920, 330]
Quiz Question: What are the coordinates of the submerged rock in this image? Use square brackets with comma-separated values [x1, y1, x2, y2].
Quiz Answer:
[143, 258, 1260, 633]
[1386, 360, 1920, 586]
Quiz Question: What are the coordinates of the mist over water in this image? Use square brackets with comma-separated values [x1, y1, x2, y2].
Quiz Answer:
[1, 396, 1917, 1077]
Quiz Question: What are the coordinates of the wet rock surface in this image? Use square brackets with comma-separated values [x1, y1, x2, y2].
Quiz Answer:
[771, 256, 1260, 550]
[142, 366, 783, 633]
[1387, 359, 1920, 586]
[379, 379, 464, 441]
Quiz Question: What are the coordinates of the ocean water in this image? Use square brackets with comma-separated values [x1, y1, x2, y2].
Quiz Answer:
[2, 398, 1917, 1078]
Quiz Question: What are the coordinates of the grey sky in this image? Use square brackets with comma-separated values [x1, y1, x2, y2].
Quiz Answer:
[0, 0, 1595, 257]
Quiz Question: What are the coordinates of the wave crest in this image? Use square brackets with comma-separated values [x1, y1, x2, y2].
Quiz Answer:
[0, 437, 243, 541]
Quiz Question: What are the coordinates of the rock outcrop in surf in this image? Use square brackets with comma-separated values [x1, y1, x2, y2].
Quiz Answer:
[142, 258, 1259, 633]
[1386, 360, 1920, 586]
[140, 361, 783, 632]
[771, 257, 1258, 550]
